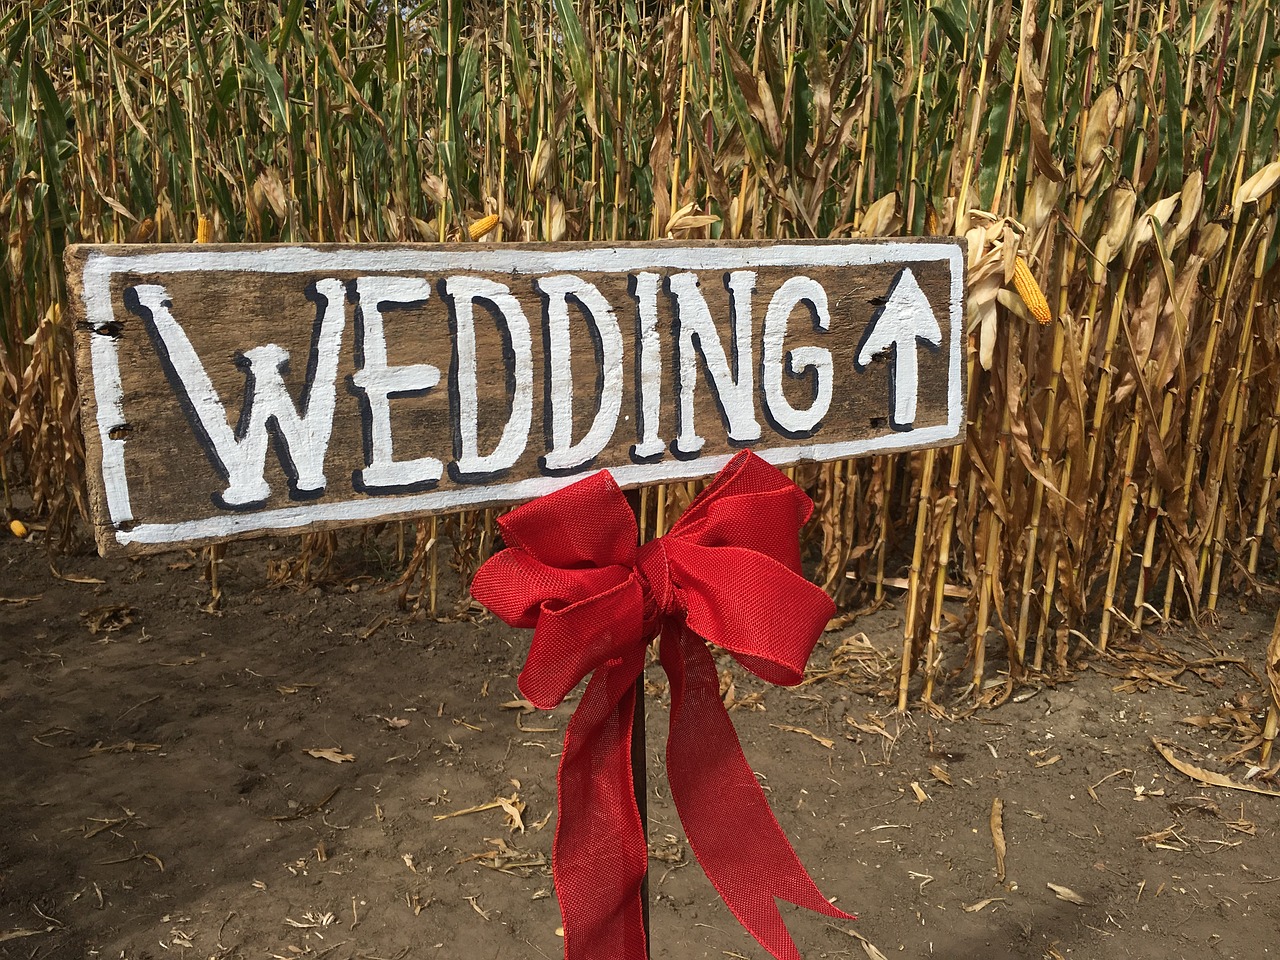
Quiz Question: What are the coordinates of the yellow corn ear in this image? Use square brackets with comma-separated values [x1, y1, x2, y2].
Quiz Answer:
[1013, 256, 1052, 325]
[9, 519, 27, 538]
[127, 217, 156, 243]
[196, 215, 212, 243]
[468, 214, 500, 241]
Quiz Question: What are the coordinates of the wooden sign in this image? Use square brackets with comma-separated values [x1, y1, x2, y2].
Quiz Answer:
[67, 240, 965, 555]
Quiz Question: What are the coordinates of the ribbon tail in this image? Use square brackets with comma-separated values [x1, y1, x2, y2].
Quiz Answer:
[552, 649, 650, 960]
[661, 627, 853, 960]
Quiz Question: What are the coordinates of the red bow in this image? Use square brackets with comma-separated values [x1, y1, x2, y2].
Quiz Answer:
[471, 451, 852, 960]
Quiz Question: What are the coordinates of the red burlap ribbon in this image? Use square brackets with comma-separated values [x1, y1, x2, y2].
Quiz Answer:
[471, 451, 852, 960]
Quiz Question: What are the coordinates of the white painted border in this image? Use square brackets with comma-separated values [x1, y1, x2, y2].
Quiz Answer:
[79, 242, 965, 548]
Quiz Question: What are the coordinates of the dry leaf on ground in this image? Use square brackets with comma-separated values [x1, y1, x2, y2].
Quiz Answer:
[80, 604, 137, 634]
[434, 792, 526, 832]
[0, 929, 50, 943]
[1047, 882, 1086, 904]
[990, 797, 1007, 881]
[841, 928, 889, 960]
[51, 566, 105, 585]
[770, 724, 835, 749]
[458, 838, 550, 877]
[496, 794, 526, 832]
[83, 740, 161, 756]
[1152, 738, 1280, 798]
[305, 748, 355, 763]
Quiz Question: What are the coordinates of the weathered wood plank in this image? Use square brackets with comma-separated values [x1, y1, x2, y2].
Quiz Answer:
[67, 240, 966, 555]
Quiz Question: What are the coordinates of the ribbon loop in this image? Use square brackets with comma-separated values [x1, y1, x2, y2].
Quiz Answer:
[472, 451, 853, 960]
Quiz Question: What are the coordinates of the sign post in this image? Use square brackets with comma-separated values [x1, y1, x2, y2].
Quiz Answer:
[68, 238, 965, 958]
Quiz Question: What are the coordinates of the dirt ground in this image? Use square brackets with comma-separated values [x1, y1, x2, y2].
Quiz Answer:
[1, 528, 1278, 960]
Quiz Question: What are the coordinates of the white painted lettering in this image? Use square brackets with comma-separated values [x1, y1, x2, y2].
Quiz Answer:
[630, 272, 665, 461]
[761, 276, 833, 437]
[444, 276, 534, 479]
[537, 274, 624, 473]
[855, 267, 942, 430]
[127, 279, 347, 508]
[350, 277, 443, 492]
[670, 270, 761, 457]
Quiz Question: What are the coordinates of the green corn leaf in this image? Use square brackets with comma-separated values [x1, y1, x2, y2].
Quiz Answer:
[873, 59, 901, 197]
[384, 6, 405, 84]
[352, 59, 377, 93]
[553, 0, 600, 136]
[1206, 106, 1247, 210]
[243, 35, 289, 131]
[929, 2, 967, 51]
[10, 47, 33, 150]
[804, 0, 829, 65]
[1253, 90, 1280, 167]
[715, 13, 775, 170]
[0, 3, 28, 59]
[276, 0, 307, 56]
[977, 82, 1010, 209]
[1265, 212, 1280, 276]
[1156, 31, 1184, 196]
[71, 19, 156, 81]
[1096, 0, 1115, 98]
[29, 57, 67, 138]
[1184, 0, 1219, 54]
[506, 7, 533, 113]
[1046, 11, 1065, 127]
[787, 61, 813, 176]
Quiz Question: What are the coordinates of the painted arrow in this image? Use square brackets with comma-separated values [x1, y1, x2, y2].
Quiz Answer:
[854, 267, 943, 430]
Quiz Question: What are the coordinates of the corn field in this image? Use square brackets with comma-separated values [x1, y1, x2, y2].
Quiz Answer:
[1, 0, 1279, 710]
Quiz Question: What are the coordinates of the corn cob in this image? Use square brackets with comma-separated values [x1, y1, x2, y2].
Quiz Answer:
[1012, 256, 1052, 325]
[469, 214, 500, 241]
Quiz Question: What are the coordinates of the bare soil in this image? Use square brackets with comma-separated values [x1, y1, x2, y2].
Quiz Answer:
[1, 530, 1277, 960]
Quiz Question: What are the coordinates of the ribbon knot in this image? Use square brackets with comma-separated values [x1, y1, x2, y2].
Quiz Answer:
[472, 451, 853, 960]
[635, 539, 677, 627]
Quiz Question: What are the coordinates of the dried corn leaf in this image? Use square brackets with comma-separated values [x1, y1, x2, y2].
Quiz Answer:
[1017, 7, 1064, 183]
[305, 748, 355, 764]
[0, 929, 49, 943]
[434, 792, 526, 827]
[1233, 160, 1280, 213]
[1268, 610, 1280, 719]
[990, 797, 1007, 881]
[860, 192, 902, 237]
[1077, 85, 1122, 187]
[1047, 882, 1087, 904]
[1152, 738, 1280, 797]
[771, 724, 834, 750]
[842, 929, 887, 960]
